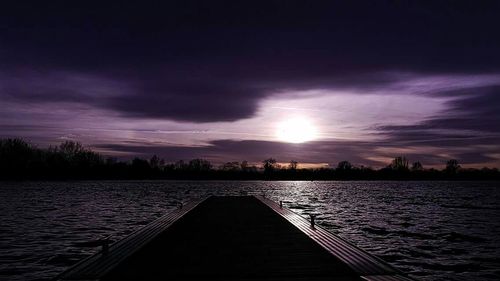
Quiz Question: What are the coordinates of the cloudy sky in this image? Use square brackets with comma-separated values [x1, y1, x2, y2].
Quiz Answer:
[1, 1, 500, 167]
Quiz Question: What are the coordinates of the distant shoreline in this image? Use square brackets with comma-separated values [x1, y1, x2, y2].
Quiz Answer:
[2, 138, 500, 181]
[2, 179, 500, 183]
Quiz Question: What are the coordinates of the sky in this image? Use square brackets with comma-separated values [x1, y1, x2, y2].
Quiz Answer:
[1, 1, 500, 168]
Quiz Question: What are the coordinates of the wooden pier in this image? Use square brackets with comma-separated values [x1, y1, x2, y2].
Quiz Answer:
[56, 196, 414, 281]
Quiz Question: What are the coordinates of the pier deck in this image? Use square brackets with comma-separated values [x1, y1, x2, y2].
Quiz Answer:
[57, 196, 413, 281]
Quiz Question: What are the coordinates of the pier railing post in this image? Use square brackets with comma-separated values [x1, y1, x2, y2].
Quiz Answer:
[309, 214, 316, 229]
[279, 200, 283, 208]
[73, 235, 112, 256]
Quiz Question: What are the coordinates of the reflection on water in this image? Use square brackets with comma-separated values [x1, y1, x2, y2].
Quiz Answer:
[1, 181, 499, 281]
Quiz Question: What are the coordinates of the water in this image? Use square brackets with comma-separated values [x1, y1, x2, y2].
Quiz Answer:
[1, 181, 499, 281]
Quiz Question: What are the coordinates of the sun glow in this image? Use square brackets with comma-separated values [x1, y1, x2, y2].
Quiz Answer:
[276, 117, 318, 143]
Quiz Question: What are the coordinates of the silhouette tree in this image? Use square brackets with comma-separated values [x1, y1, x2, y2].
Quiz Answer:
[58, 141, 85, 159]
[390, 156, 409, 171]
[188, 159, 212, 171]
[1, 137, 499, 180]
[175, 160, 188, 170]
[220, 161, 240, 171]
[337, 161, 353, 171]
[0, 138, 33, 162]
[445, 159, 461, 174]
[0, 138, 37, 178]
[240, 160, 249, 171]
[149, 155, 162, 169]
[263, 158, 278, 173]
[411, 161, 423, 171]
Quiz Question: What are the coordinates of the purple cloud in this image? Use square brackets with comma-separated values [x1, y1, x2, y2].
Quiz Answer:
[1, 1, 500, 166]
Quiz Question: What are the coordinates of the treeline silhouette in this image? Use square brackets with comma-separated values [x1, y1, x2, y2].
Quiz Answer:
[1, 138, 499, 180]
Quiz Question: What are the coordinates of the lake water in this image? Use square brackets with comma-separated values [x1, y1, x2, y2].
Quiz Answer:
[1, 181, 499, 281]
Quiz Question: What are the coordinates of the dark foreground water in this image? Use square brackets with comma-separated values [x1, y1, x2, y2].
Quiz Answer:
[1, 181, 499, 281]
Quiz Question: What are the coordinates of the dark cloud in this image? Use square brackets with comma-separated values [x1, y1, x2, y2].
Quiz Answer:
[1, 1, 500, 122]
[106, 79, 268, 122]
[380, 86, 500, 140]
[376, 85, 500, 165]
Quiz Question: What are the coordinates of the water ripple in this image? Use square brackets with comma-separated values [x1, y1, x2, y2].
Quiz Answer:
[0, 180, 499, 281]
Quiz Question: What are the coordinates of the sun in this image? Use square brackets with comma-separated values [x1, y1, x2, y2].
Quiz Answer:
[276, 117, 318, 143]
